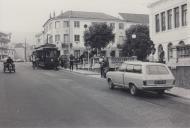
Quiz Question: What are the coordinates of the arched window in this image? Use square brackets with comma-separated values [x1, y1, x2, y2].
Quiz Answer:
[179, 41, 185, 45]
[158, 44, 165, 62]
[178, 41, 188, 58]
[168, 43, 173, 61]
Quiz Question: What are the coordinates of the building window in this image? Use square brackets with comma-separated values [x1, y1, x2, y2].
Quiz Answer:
[158, 44, 165, 62]
[49, 23, 52, 30]
[55, 21, 61, 29]
[38, 39, 41, 43]
[174, 7, 180, 28]
[74, 50, 80, 58]
[161, 12, 166, 31]
[74, 35, 80, 42]
[167, 9, 172, 30]
[168, 43, 173, 61]
[155, 14, 160, 32]
[182, 4, 187, 26]
[177, 46, 190, 58]
[119, 23, 124, 29]
[74, 21, 80, 28]
[63, 34, 69, 43]
[119, 36, 124, 44]
[63, 21, 69, 28]
[55, 34, 60, 42]
[110, 23, 115, 30]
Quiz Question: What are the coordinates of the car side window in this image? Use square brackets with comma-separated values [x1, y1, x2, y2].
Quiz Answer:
[133, 65, 142, 73]
[126, 64, 142, 73]
[118, 63, 127, 72]
[126, 64, 134, 72]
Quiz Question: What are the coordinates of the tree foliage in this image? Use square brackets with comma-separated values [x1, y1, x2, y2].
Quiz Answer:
[122, 25, 155, 61]
[84, 23, 115, 50]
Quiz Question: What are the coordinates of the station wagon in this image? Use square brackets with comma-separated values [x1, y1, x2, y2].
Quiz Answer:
[106, 61, 175, 96]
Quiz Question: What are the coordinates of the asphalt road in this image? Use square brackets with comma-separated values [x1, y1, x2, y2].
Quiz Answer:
[0, 62, 190, 128]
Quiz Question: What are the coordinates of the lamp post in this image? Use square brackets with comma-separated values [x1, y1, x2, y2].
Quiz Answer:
[131, 33, 137, 56]
[86, 44, 91, 71]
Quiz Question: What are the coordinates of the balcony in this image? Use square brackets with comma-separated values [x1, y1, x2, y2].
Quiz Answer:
[0, 37, 10, 43]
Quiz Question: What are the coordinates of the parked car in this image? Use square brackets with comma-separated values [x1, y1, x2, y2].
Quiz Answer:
[106, 61, 175, 96]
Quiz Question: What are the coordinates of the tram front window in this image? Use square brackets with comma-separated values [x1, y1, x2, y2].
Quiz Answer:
[46, 50, 57, 58]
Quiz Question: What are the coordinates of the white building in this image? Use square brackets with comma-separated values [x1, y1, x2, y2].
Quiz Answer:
[148, 0, 190, 66]
[35, 31, 45, 47]
[0, 32, 11, 60]
[37, 11, 149, 58]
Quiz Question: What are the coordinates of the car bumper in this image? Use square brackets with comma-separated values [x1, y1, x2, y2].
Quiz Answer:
[141, 85, 174, 91]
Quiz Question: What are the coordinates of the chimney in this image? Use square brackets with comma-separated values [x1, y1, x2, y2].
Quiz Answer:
[50, 13, 52, 19]
[53, 11, 56, 18]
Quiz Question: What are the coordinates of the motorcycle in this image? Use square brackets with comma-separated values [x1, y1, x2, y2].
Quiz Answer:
[3, 62, 16, 73]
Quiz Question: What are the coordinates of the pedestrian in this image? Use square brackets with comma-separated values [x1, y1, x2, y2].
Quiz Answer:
[99, 56, 105, 78]
[103, 57, 109, 78]
[69, 54, 74, 71]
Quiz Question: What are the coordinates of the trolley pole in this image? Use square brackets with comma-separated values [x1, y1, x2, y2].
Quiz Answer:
[25, 39, 27, 62]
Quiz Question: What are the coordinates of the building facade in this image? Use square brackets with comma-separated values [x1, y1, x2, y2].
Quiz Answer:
[0, 32, 11, 60]
[37, 11, 149, 58]
[35, 31, 45, 47]
[148, 0, 190, 66]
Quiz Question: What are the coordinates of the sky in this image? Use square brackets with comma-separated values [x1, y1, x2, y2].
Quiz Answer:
[0, 0, 157, 44]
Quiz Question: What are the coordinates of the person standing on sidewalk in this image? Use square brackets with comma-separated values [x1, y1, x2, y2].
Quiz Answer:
[99, 56, 105, 78]
[69, 54, 74, 71]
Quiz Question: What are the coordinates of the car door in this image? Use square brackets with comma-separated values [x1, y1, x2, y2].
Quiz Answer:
[112, 63, 127, 85]
[124, 64, 143, 88]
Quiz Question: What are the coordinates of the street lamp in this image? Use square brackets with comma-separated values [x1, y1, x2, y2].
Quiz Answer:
[132, 33, 136, 39]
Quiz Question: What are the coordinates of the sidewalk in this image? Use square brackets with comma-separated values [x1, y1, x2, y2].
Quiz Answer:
[166, 87, 190, 99]
[62, 68, 190, 100]
[62, 68, 100, 76]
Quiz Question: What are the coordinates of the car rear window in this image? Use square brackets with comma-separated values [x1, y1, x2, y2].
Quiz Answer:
[146, 65, 169, 75]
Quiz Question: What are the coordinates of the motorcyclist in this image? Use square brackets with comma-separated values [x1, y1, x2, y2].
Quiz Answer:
[6, 57, 14, 70]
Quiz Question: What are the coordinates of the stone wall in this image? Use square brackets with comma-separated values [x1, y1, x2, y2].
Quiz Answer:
[171, 66, 190, 89]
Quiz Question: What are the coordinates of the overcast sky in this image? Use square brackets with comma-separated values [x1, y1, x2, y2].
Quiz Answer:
[0, 0, 157, 44]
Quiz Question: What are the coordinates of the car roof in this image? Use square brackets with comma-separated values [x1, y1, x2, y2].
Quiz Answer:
[123, 61, 166, 66]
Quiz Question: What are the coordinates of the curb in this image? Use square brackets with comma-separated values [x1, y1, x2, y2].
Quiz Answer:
[61, 68, 100, 75]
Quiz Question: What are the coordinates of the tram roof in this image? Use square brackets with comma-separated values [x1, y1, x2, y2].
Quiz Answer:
[35, 43, 58, 50]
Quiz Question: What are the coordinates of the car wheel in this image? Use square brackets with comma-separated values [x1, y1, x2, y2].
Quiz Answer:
[157, 90, 165, 95]
[130, 85, 138, 96]
[108, 79, 114, 90]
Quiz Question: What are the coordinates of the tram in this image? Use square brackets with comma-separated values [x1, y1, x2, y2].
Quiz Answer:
[33, 44, 60, 69]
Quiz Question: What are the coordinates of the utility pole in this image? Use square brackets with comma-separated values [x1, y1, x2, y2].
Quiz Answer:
[25, 39, 27, 62]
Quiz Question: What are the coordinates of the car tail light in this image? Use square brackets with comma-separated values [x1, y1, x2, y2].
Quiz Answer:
[143, 81, 147, 86]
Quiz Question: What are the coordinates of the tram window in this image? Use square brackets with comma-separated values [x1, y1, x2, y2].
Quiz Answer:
[50, 51, 55, 57]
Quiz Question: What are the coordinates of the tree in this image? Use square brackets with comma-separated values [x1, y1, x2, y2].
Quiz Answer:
[122, 25, 155, 61]
[84, 23, 115, 54]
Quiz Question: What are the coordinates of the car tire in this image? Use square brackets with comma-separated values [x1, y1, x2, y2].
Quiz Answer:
[108, 79, 114, 90]
[129, 85, 138, 96]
